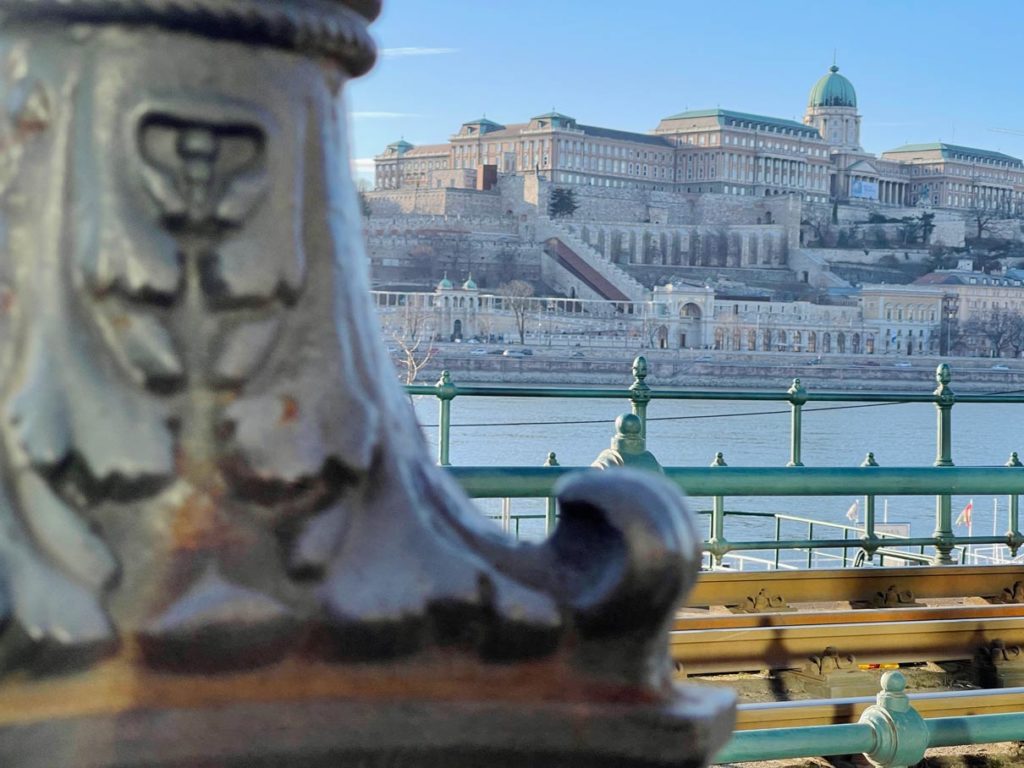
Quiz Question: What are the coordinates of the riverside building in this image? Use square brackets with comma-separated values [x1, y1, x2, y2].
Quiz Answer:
[374, 65, 1024, 215]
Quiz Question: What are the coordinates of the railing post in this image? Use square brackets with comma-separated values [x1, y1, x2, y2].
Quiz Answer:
[858, 671, 928, 768]
[931, 364, 955, 564]
[774, 516, 782, 569]
[1006, 452, 1023, 557]
[629, 356, 651, 439]
[544, 451, 559, 535]
[861, 452, 880, 563]
[787, 378, 807, 468]
[434, 369, 457, 466]
[592, 413, 662, 472]
[708, 452, 728, 566]
[807, 522, 814, 568]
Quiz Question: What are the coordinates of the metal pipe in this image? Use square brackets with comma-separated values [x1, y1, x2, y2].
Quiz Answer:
[925, 713, 1024, 748]
[714, 723, 875, 764]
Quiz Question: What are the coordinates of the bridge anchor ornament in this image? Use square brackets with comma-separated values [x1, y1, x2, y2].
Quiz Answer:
[0, 2, 734, 765]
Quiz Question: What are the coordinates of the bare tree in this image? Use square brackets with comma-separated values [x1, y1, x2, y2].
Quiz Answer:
[498, 280, 534, 345]
[387, 296, 437, 384]
[392, 333, 435, 385]
[961, 307, 1024, 358]
[969, 207, 1000, 240]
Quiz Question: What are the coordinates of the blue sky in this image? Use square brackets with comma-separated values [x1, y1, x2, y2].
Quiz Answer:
[347, 1, 1024, 183]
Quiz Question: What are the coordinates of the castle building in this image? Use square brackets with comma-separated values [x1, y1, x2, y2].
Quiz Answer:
[374, 65, 1024, 215]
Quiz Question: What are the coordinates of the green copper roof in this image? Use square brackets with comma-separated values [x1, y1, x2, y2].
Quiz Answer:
[882, 142, 1023, 167]
[661, 108, 819, 137]
[386, 139, 413, 152]
[461, 117, 504, 128]
[808, 65, 857, 108]
[531, 111, 574, 121]
[462, 274, 478, 290]
[437, 273, 453, 290]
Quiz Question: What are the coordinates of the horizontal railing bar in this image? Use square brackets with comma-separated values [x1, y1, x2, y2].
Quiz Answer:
[926, 713, 1024, 748]
[406, 381, 1024, 405]
[717, 536, 1010, 552]
[406, 385, 634, 399]
[714, 722, 876, 764]
[715, 711, 1024, 765]
[448, 465, 1024, 498]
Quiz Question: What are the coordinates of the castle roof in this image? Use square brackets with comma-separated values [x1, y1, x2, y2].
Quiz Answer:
[882, 143, 1023, 168]
[578, 124, 674, 147]
[659, 109, 820, 138]
[808, 65, 857, 108]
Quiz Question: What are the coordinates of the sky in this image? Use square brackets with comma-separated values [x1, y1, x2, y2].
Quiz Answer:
[347, 1, 1024, 184]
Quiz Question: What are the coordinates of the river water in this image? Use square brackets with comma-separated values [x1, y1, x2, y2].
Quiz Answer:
[411, 394, 1024, 564]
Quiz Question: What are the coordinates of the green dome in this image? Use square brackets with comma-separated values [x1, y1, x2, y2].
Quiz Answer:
[462, 274, 478, 290]
[437, 273, 453, 290]
[808, 65, 857, 108]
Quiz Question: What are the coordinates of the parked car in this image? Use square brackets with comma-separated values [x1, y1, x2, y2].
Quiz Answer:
[502, 349, 527, 357]
[992, 364, 1010, 370]
[894, 361, 912, 368]
[470, 348, 488, 355]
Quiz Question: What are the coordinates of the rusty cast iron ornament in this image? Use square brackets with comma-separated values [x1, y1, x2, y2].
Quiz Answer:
[0, 2, 734, 765]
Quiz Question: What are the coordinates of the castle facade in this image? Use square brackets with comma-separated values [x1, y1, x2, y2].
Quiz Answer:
[374, 66, 1024, 216]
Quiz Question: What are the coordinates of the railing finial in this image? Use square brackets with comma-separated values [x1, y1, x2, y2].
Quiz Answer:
[592, 413, 662, 472]
[858, 671, 928, 768]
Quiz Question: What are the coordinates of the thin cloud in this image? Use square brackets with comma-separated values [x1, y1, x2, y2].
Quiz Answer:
[381, 47, 458, 58]
[351, 158, 376, 173]
[352, 111, 421, 119]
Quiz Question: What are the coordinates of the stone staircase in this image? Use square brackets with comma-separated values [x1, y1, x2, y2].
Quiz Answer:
[788, 248, 852, 291]
[536, 219, 648, 302]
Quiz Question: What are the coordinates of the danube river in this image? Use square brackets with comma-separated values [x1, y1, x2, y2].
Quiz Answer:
[411, 394, 1024, 563]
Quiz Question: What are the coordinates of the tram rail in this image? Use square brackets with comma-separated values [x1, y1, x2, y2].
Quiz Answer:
[733, 687, 1024, 731]
[672, 614, 1024, 674]
[686, 564, 1024, 610]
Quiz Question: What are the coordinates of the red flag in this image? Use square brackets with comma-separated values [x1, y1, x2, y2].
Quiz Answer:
[955, 500, 973, 528]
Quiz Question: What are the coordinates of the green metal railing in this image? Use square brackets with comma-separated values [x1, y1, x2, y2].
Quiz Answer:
[407, 359, 1024, 566]
[715, 672, 1024, 767]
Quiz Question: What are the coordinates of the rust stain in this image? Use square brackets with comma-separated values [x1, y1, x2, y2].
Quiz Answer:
[0, 288, 14, 314]
[110, 314, 132, 330]
[279, 395, 299, 425]
[0, 649, 665, 727]
[170, 490, 221, 552]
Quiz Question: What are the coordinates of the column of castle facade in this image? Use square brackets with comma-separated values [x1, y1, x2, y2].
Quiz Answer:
[583, 225, 787, 269]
